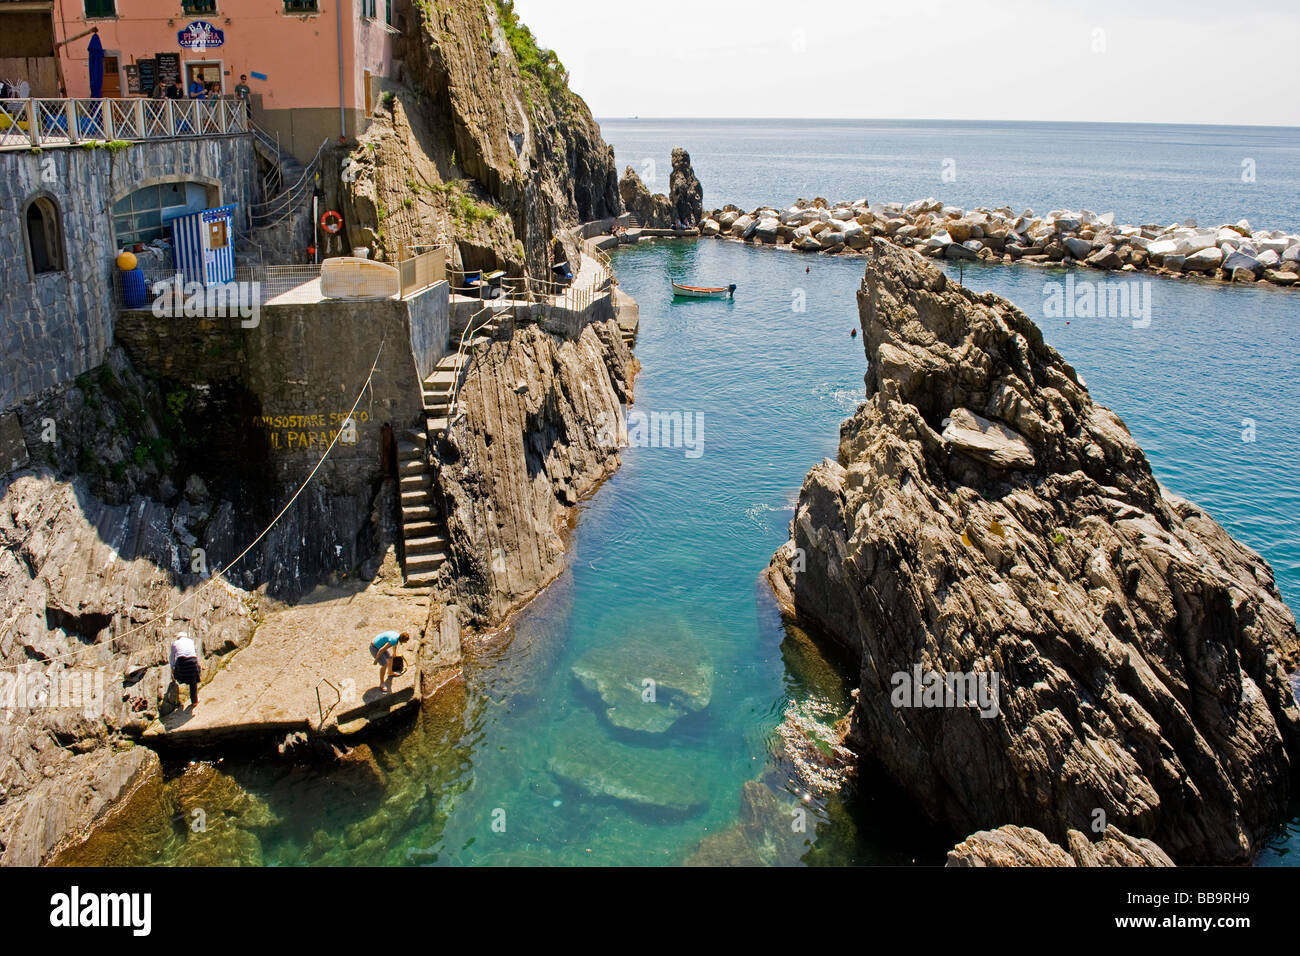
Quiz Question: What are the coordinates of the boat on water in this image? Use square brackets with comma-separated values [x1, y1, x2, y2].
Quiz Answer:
[671, 281, 737, 299]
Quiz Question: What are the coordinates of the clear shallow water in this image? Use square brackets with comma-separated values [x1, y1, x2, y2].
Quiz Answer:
[70, 239, 1298, 866]
[600, 118, 1300, 231]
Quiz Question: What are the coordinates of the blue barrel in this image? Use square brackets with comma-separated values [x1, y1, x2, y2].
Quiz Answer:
[121, 267, 148, 310]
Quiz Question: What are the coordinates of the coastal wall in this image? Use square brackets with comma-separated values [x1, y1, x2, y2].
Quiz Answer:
[0, 135, 260, 414]
[766, 240, 1300, 864]
[113, 281, 449, 593]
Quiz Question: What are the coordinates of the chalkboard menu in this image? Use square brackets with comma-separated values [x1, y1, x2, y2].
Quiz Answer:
[155, 53, 181, 86]
[123, 64, 142, 95]
[136, 57, 157, 95]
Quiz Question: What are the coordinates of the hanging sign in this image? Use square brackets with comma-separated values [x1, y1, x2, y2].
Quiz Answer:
[178, 21, 225, 50]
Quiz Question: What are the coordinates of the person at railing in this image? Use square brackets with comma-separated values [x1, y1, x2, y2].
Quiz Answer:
[165, 79, 184, 100]
[188, 76, 205, 98]
[234, 74, 252, 119]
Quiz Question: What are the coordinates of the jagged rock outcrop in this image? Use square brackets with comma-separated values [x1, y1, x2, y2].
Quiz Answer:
[619, 165, 674, 229]
[434, 319, 635, 626]
[332, 0, 620, 276]
[669, 148, 704, 227]
[767, 238, 1300, 864]
[0, 468, 258, 865]
[946, 824, 1174, 867]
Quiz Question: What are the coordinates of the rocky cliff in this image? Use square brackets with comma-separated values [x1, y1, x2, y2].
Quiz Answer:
[433, 318, 636, 626]
[618, 148, 704, 228]
[331, 0, 621, 277]
[767, 238, 1300, 864]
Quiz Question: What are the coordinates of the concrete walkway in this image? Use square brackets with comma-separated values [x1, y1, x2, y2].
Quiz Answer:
[148, 580, 432, 745]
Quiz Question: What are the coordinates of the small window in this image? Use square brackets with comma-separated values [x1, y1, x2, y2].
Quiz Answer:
[182, 0, 217, 14]
[84, 0, 116, 17]
[284, 0, 319, 13]
[385, 0, 392, 24]
[25, 197, 65, 276]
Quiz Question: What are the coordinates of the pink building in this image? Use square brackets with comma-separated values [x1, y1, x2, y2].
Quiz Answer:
[0, 0, 401, 160]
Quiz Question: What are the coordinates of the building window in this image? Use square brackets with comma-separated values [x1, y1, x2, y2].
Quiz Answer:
[361, 0, 375, 18]
[112, 182, 210, 249]
[83, 0, 116, 17]
[25, 197, 65, 276]
[385, 0, 391, 24]
[182, 0, 218, 14]
[284, 0, 319, 13]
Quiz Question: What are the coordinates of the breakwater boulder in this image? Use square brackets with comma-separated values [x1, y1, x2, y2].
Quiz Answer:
[706, 197, 1300, 288]
[766, 239, 1300, 863]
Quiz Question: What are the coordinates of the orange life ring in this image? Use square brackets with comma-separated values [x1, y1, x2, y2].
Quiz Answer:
[320, 210, 343, 234]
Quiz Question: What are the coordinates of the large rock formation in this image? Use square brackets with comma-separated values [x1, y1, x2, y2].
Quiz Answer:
[669, 148, 704, 227]
[332, 0, 621, 276]
[434, 318, 636, 626]
[767, 238, 1300, 864]
[946, 824, 1174, 867]
[618, 165, 674, 229]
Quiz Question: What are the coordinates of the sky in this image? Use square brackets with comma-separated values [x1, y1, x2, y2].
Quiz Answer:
[511, 0, 1300, 127]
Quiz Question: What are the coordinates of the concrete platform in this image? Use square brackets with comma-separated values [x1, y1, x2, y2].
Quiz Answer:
[147, 580, 432, 746]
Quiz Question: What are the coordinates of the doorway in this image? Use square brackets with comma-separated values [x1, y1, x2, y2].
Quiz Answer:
[184, 60, 223, 96]
[102, 54, 121, 96]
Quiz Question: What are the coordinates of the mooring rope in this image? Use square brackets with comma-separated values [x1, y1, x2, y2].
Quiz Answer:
[0, 336, 387, 672]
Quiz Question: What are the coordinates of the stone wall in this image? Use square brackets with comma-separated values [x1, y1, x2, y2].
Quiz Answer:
[0, 135, 259, 414]
[113, 283, 448, 593]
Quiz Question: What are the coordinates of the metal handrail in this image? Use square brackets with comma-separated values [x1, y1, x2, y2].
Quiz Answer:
[249, 137, 327, 216]
[316, 678, 341, 726]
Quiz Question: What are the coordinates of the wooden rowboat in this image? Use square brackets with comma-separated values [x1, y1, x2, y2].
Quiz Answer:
[671, 281, 736, 299]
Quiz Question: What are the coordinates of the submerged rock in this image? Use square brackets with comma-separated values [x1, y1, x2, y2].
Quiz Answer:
[547, 711, 711, 814]
[766, 238, 1300, 864]
[570, 618, 713, 734]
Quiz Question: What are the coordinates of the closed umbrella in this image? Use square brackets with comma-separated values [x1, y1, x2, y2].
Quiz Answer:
[88, 32, 104, 97]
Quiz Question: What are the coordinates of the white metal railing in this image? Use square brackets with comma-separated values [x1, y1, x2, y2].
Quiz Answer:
[0, 96, 248, 149]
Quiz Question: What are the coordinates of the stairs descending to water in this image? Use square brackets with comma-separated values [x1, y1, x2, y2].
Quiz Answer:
[397, 306, 511, 589]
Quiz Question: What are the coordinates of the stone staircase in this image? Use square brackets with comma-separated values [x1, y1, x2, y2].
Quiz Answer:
[397, 306, 512, 589]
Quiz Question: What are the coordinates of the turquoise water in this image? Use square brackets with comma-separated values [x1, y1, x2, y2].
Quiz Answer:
[76, 237, 1297, 865]
[600, 118, 1300, 231]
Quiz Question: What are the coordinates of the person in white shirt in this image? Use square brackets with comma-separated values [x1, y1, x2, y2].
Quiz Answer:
[169, 632, 202, 708]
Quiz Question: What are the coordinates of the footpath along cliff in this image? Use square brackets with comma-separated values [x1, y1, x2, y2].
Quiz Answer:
[767, 238, 1300, 864]
[0, 1, 633, 863]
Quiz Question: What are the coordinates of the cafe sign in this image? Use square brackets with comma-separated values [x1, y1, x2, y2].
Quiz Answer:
[178, 21, 225, 50]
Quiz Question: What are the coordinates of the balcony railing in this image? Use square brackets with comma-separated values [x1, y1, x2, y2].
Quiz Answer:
[0, 97, 249, 150]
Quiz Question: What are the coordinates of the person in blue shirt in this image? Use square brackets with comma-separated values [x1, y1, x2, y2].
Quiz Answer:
[188, 78, 205, 98]
[370, 631, 410, 690]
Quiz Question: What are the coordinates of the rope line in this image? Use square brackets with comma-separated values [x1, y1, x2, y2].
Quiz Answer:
[0, 337, 387, 672]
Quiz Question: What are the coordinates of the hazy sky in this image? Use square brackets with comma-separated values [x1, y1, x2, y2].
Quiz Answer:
[511, 0, 1299, 127]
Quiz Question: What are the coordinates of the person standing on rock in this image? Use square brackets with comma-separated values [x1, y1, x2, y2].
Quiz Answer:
[168, 632, 202, 709]
[370, 631, 410, 691]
